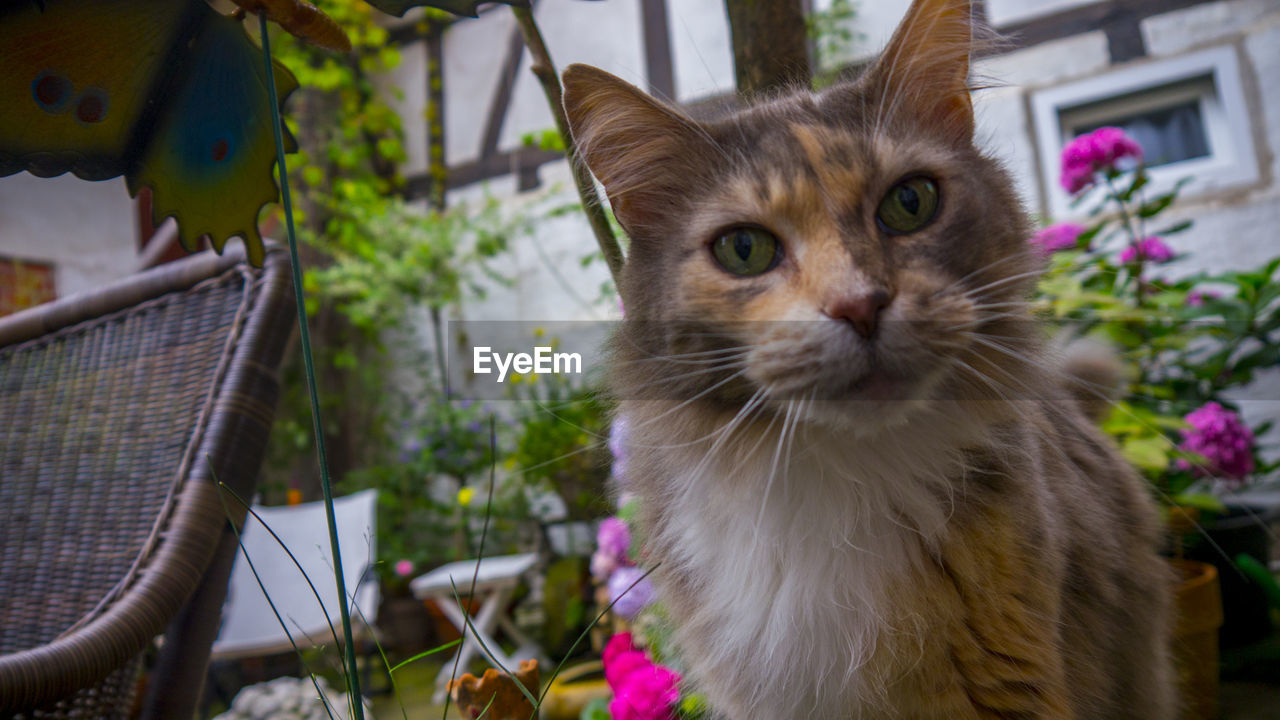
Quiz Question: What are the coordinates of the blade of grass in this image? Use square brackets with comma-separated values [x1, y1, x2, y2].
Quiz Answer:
[447, 577, 541, 710]
[442, 415, 500, 720]
[215, 479, 338, 720]
[258, 11, 363, 714]
[530, 563, 661, 719]
[345, 531, 411, 720]
[389, 639, 462, 675]
[216, 479, 343, 654]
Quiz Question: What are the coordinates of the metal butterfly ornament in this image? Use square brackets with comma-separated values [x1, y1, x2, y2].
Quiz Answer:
[0, 0, 353, 267]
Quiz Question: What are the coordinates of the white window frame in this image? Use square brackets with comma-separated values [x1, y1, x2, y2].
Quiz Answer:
[1031, 45, 1259, 220]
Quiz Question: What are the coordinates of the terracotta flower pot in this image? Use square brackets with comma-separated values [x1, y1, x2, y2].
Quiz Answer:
[1171, 559, 1223, 720]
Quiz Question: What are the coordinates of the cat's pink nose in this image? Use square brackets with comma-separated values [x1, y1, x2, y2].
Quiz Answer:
[825, 290, 892, 339]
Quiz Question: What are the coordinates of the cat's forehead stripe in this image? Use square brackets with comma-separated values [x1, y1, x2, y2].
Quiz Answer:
[787, 123, 866, 202]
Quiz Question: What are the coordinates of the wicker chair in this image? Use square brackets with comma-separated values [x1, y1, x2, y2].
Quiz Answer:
[0, 246, 296, 718]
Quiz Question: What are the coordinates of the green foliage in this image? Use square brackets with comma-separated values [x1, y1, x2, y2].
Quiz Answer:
[807, 0, 861, 90]
[580, 697, 610, 720]
[304, 195, 523, 332]
[507, 362, 613, 523]
[342, 397, 515, 587]
[542, 555, 590, 655]
[522, 128, 567, 153]
[1035, 165, 1280, 500]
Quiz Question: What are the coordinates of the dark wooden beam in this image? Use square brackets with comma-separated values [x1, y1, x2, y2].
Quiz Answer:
[996, 0, 1214, 64]
[640, 0, 675, 101]
[405, 147, 564, 197]
[481, 28, 528, 157]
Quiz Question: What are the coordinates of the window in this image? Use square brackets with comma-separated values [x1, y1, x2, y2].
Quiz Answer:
[1031, 46, 1259, 219]
[1070, 93, 1209, 169]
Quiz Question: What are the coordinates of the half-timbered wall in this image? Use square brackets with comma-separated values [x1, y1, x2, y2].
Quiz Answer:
[383, 0, 1280, 318]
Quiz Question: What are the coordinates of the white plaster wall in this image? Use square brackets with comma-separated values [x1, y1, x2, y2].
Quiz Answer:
[0, 174, 136, 300]
[986, 0, 1105, 26]
[1141, 0, 1278, 57]
[442, 9, 514, 166]
[977, 31, 1111, 90]
[498, 0, 646, 152]
[447, 161, 616, 324]
[666, 0, 734, 102]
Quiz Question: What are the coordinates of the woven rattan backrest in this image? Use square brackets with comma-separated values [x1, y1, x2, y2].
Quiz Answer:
[1, 269, 248, 653]
[0, 247, 294, 716]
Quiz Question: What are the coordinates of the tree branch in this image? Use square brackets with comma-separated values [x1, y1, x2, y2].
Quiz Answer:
[511, 5, 625, 284]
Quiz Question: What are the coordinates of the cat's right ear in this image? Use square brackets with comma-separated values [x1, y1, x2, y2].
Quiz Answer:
[562, 64, 710, 233]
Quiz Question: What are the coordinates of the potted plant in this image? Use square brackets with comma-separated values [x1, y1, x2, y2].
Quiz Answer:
[1035, 126, 1279, 717]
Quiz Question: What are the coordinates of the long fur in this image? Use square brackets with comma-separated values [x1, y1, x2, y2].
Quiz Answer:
[563, 0, 1176, 717]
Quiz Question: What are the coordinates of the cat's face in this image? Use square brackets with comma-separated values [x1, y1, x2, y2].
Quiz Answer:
[565, 0, 1037, 431]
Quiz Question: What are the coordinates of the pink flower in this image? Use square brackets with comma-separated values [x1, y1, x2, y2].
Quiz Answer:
[393, 559, 414, 578]
[608, 566, 657, 618]
[591, 548, 621, 581]
[603, 632, 637, 667]
[610, 663, 681, 720]
[605, 648, 652, 688]
[1059, 127, 1144, 194]
[1187, 289, 1221, 307]
[1030, 223, 1086, 254]
[1118, 236, 1175, 264]
[602, 634, 681, 720]
[1178, 402, 1255, 482]
[597, 516, 631, 559]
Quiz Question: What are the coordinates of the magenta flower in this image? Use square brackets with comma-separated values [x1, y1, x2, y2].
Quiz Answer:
[597, 516, 631, 558]
[1178, 402, 1255, 482]
[605, 647, 651, 688]
[1118, 236, 1175, 264]
[591, 549, 622, 582]
[593, 516, 634, 581]
[393, 559, 414, 578]
[1059, 127, 1144, 194]
[610, 662, 681, 720]
[608, 566, 657, 618]
[1187, 289, 1222, 307]
[602, 633, 681, 720]
[603, 632, 638, 668]
[1030, 223, 1086, 254]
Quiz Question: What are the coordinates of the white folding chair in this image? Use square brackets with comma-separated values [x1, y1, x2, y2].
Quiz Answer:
[212, 489, 380, 661]
[410, 553, 546, 704]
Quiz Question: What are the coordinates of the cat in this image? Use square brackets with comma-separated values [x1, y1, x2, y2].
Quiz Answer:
[561, 0, 1176, 718]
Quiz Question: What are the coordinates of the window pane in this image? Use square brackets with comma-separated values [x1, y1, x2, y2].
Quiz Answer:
[1077, 101, 1210, 167]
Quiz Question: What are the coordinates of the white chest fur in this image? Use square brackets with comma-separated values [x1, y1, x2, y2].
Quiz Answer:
[634, 409, 977, 718]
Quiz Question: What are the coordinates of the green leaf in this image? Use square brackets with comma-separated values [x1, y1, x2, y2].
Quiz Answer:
[581, 697, 611, 720]
[1156, 220, 1193, 236]
[1171, 493, 1227, 515]
[1121, 436, 1172, 472]
[1119, 170, 1148, 202]
[365, 0, 529, 18]
[1138, 193, 1177, 218]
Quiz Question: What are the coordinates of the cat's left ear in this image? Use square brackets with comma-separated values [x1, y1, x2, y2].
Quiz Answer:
[562, 64, 714, 235]
[858, 0, 975, 144]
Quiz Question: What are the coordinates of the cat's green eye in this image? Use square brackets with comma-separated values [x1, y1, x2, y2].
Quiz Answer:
[711, 227, 781, 276]
[877, 176, 940, 234]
